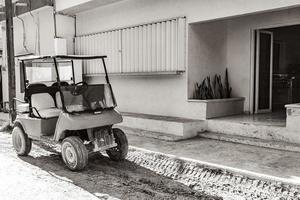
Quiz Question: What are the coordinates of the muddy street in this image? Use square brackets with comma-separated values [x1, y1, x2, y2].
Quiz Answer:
[0, 132, 221, 200]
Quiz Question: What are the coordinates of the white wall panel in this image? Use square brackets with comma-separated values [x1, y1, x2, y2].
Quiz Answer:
[75, 17, 186, 74]
[75, 30, 121, 74]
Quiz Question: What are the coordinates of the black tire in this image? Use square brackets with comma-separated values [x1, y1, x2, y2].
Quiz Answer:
[61, 136, 88, 171]
[106, 128, 128, 161]
[12, 124, 32, 156]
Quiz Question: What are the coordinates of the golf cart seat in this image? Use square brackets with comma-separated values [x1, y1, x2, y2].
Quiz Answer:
[27, 83, 61, 119]
[31, 93, 61, 118]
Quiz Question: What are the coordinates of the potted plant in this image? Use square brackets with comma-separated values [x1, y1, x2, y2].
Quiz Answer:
[190, 69, 245, 119]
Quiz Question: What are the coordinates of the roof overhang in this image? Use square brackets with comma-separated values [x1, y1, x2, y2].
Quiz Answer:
[56, 0, 125, 15]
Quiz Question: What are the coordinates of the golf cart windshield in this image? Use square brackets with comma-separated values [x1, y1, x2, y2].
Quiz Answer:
[20, 55, 117, 114]
[59, 84, 116, 113]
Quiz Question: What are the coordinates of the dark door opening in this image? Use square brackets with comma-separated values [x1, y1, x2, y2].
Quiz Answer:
[255, 24, 300, 113]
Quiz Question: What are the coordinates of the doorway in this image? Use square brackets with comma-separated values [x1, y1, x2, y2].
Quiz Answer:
[254, 24, 300, 114]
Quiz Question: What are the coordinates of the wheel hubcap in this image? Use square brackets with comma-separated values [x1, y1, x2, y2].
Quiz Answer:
[13, 128, 23, 152]
[63, 143, 77, 167]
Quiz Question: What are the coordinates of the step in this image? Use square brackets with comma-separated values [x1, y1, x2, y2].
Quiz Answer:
[199, 131, 300, 153]
[207, 118, 287, 142]
[116, 125, 185, 141]
[120, 112, 206, 140]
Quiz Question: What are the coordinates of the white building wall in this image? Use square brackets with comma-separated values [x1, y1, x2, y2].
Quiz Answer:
[188, 21, 228, 99]
[226, 6, 300, 112]
[55, 0, 124, 14]
[1, 6, 55, 104]
[86, 74, 207, 119]
[189, 6, 300, 113]
[75, 0, 300, 36]
[76, 0, 300, 118]
[56, 0, 91, 11]
[2, 6, 75, 104]
[13, 7, 54, 56]
[56, 14, 75, 54]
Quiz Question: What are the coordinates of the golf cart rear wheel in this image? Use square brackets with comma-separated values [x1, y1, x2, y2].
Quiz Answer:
[106, 128, 128, 161]
[61, 136, 88, 171]
[12, 124, 32, 156]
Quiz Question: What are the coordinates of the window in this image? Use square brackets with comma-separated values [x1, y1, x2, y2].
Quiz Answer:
[75, 17, 186, 75]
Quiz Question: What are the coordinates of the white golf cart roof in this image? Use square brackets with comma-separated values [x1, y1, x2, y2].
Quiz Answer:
[18, 55, 107, 61]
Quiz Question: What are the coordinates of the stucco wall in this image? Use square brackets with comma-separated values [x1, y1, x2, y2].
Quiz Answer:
[86, 74, 207, 119]
[2, 6, 75, 104]
[75, 0, 237, 119]
[75, 0, 300, 118]
[12, 7, 55, 56]
[189, 6, 300, 113]
[226, 6, 300, 112]
[188, 21, 228, 99]
[1, 6, 55, 103]
[75, 0, 300, 35]
[56, 14, 75, 54]
[56, 0, 92, 11]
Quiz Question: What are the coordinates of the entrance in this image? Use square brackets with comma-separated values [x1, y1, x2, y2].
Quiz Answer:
[254, 24, 300, 113]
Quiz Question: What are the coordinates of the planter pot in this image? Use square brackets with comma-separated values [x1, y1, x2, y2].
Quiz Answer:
[285, 103, 300, 132]
[188, 97, 245, 119]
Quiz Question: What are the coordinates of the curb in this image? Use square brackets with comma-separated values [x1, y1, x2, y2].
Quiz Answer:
[127, 146, 300, 200]
[116, 125, 184, 141]
[199, 132, 300, 153]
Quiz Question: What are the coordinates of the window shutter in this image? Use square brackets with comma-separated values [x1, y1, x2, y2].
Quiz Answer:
[75, 17, 186, 75]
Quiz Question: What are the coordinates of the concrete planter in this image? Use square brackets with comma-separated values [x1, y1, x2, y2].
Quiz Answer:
[285, 104, 300, 132]
[188, 97, 245, 119]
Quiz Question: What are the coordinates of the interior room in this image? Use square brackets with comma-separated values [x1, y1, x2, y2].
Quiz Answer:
[256, 24, 300, 113]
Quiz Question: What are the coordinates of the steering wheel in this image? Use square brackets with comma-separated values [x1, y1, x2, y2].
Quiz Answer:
[71, 82, 88, 96]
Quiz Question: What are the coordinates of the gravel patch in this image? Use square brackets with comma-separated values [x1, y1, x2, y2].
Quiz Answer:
[127, 147, 300, 200]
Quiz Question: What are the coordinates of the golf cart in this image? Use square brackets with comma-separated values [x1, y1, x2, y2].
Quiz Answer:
[12, 55, 128, 171]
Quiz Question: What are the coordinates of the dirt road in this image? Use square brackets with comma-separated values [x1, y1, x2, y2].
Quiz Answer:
[0, 132, 221, 200]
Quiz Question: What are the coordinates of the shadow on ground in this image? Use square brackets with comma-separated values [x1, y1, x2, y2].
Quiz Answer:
[19, 141, 221, 200]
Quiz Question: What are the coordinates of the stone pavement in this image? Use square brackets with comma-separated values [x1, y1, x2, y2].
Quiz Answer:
[127, 134, 300, 185]
[128, 147, 300, 200]
[126, 133, 300, 199]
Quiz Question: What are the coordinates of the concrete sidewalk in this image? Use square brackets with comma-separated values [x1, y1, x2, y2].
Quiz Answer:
[127, 132, 300, 186]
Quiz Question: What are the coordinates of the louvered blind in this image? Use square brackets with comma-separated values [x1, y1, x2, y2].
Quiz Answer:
[75, 30, 121, 74]
[75, 17, 186, 75]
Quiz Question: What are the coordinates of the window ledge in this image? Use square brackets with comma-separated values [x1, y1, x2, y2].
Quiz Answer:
[188, 97, 245, 103]
[84, 71, 185, 77]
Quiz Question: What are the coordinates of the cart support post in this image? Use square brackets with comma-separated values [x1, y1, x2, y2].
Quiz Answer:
[5, 0, 16, 123]
[102, 58, 110, 84]
[53, 58, 68, 113]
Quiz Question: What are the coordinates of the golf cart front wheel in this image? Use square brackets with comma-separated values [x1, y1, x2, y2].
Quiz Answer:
[61, 136, 88, 171]
[106, 128, 128, 161]
[12, 124, 32, 156]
